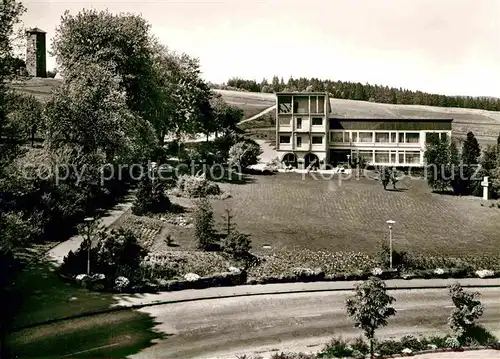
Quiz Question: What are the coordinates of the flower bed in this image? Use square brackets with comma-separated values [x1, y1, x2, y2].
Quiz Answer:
[144, 251, 232, 278]
[60, 242, 500, 294]
[247, 250, 379, 280]
[243, 249, 500, 285]
[117, 215, 164, 247]
[402, 254, 500, 272]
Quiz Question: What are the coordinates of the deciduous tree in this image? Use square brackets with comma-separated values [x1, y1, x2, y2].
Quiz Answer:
[0, 0, 26, 170]
[44, 62, 152, 164]
[346, 277, 396, 358]
[228, 139, 262, 169]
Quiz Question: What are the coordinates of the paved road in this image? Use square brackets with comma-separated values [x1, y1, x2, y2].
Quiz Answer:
[127, 287, 500, 359]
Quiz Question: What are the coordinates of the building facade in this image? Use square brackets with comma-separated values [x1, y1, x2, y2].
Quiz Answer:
[275, 92, 453, 168]
[25, 27, 47, 78]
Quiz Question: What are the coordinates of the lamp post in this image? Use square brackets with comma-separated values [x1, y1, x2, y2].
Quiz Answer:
[386, 220, 395, 269]
[83, 217, 95, 275]
[346, 154, 351, 169]
[150, 161, 158, 189]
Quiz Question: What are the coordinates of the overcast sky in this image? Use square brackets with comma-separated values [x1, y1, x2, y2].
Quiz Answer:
[21, 0, 500, 97]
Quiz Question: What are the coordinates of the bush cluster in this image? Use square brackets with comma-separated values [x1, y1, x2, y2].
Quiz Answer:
[228, 139, 262, 169]
[132, 178, 171, 215]
[220, 231, 252, 260]
[314, 332, 498, 358]
[60, 227, 148, 290]
[175, 174, 221, 198]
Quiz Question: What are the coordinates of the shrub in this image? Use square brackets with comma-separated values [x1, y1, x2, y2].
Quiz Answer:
[444, 336, 461, 349]
[351, 336, 369, 354]
[95, 228, 148, 276]
[193, 198, 217, 250]
[228, 139, 262, 169]
[462, 325, 497, 346]
[60, 245, 100, 277]
[271, 354, 315, 359]
[377, 238, 408, 269]
[60, 227, 147, 281]
[448, 282, 484, 339]
[318, 336, 353, 358]
[176, 174, 221, 198]
[132, 178, 171, 215]
[264, 157, 280, 172]
[375, 339, 404, 356]
[221, 230, 252, 259]
[180, 141, 230, 165]
[400, 334, 425, 351]
[427, 335, 451, 348]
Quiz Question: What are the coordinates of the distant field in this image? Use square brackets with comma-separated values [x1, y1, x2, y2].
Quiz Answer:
[9, 79, 500, 145]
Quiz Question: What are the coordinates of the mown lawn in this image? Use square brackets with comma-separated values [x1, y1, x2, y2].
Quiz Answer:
[6, 259, 163, 359]
[7, 310, 163, 359]
[161, 173, 500, 256]
[213, 173, 500, 256]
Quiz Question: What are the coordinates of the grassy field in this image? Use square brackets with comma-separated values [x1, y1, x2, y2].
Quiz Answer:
[6, 259, 164, 358]
[150, 173, 500, 257]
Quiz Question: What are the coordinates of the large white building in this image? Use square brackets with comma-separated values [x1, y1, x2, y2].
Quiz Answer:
[275, 92, 453, 169]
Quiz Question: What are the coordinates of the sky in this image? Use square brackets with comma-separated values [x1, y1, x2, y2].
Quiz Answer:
[20, 0, 500, 98]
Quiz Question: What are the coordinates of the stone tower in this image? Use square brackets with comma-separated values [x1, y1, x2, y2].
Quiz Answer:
[25, 27, 47, 78]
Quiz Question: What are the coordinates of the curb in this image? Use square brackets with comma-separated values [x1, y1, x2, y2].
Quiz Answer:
[10, 282, 500, 333]
[356, 346, 500, 359]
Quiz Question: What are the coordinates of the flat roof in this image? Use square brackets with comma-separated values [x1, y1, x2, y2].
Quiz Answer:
[329, 117, 454, 122]
[26, 27, 46, 34]
[276, 92, 329, 96]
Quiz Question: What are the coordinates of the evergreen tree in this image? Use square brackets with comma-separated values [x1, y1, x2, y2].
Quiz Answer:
[460, 132, 481, 195]
[219, 76, 500, 111]
[449, 140, 463, 195]
[424, 138, 453, 192]
[193, 198, 216, 251]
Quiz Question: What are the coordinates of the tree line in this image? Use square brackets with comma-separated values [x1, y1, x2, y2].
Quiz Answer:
[424, 131, 500, 197]
[215, 76, 500, 111]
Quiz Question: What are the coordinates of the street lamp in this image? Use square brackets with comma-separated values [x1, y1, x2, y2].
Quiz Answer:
[386, 220, 395, 269]
[150, 161, 158, 188]
[83, 217, 95, 275]
[346, 154, 351, 169]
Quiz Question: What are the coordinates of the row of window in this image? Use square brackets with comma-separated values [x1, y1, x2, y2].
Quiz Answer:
[355, 150, 421, 164]
[277, 96, 326, 114]
[330, 131, 421, 144]
[279, 117, 324, 127]
[279, 135, 323, 145]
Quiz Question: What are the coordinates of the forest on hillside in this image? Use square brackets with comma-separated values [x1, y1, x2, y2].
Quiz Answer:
[213, 76, 500, 112]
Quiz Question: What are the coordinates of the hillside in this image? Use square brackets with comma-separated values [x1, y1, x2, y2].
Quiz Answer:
[8, 79, 500, 145]
[215, 89, 500, 145]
